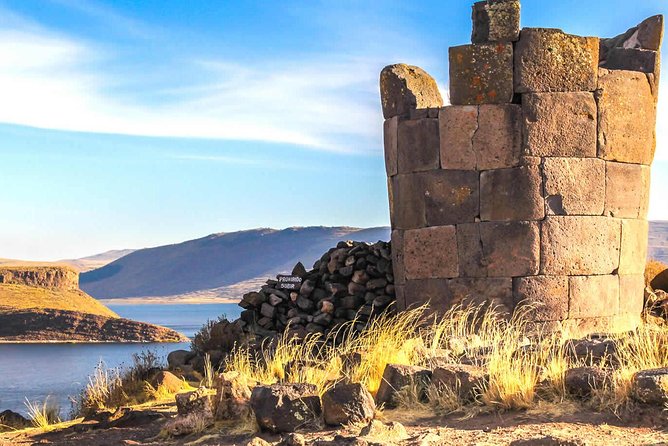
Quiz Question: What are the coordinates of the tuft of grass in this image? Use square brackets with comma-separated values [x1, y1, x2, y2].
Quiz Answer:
[25, 397, 61, 430]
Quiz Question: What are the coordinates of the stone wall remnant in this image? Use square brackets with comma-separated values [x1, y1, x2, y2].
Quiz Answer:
[381, 0, 663, 335]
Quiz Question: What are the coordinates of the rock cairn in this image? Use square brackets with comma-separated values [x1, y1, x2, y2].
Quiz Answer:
[238, 240, 395, 339]
[381, 0, 663, 335]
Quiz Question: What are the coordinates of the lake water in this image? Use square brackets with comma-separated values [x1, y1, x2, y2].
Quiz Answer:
[0, 303, 241, 418]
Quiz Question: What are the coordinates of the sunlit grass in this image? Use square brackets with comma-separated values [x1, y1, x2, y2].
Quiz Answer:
[24, 397, 61, 431]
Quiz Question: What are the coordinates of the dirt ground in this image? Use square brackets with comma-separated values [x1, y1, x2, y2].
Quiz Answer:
[2, 401, 667, 446]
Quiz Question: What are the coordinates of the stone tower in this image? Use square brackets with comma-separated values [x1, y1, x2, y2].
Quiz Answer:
[381, 0, 663, 334]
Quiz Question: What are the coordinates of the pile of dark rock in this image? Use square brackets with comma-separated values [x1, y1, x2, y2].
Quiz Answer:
[238, 240, 395, 340]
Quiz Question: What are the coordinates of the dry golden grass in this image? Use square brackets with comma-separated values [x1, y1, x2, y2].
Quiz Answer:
[224, 304, 668, 417]
[0, 283, 117, 318]
[24, 397, 61, 431]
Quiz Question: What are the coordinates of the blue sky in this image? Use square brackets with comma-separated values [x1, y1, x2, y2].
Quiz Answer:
[0, 0, 666, 260]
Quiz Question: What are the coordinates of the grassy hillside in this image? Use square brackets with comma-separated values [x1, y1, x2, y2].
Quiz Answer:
[0, 283, 118, 318]
[0, 249, 134, 273]
[81, 226, 391, 299]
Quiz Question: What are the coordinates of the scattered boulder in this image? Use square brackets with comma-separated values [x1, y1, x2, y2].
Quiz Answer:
[250, 383, 322, 433]
[167, 350, 195, 370]
[214, 371, 252, 420]
[150, 370, 185, 394]
[632, 367, 668, 405]
[564, 366, 609, 397]
[0, 410, 30, 430]
[431, 364, 487, 399]
[375, 364, 432, 408]
[322, 382, 375, 426]
[165, 387, 214, 436]
[565, 338, 617, 364]
[646, 260, 668, 291]
[360, 420, 409, 442]
[280, 432, 307, 446]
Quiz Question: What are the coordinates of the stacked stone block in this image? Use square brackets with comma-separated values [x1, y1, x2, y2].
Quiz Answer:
[381, 0, 663, 335]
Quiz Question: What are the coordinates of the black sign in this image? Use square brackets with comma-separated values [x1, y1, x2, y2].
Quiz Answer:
[276, 275, 303, 291]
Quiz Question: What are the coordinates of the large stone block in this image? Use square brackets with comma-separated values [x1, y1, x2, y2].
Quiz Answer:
[440, 106, 478, 169]
[384, 117, 398, 177]
[514, 28, 599, 93]
[600, 15, 664, 59]
[543, 157, 605, 215]
[604, 162, 651, 219]
[457, 222, 540, 277]
[597, 69, 656, 165]
[391, 230, 406, 285]
[619, 219, 649, 275]
[472, 0, 521, 44]
[404, 278, 453, 311]
[559, 314, 639, 337]
[475, 104, 522, 170]
[569, 275, 619, 319]
[390, 174, 425, 229]
[449, 43, 513, 105]
[480, 164, 544, 221]
[380, 64, 443, 119]
[440, 105, 521, 170]
[513, 276, 569, 321]
[541, 216, 621, 275]
[423, 170, 479, 226]
[447, 277, 514, 314]
[397, 118, 440, 174]
[522, 92, 597, 157]
[604, 47, 660, 75]
[619, 275, 645, 316]
[404, 226, 458, 279]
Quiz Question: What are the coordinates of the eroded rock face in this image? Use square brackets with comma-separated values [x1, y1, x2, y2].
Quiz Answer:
[0, 266, 79, 290]
[379, 64, 443, 119]
[375, 364, 432, 408]
[250, 383, 322, 433]
[632, 367, 668, 405]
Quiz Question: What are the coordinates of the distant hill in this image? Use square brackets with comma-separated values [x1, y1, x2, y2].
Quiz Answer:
[649, 221, 668, 264]
[81, 227, 391, 300]
[59, 249, 136, 272]
[0, 249, 135, 273]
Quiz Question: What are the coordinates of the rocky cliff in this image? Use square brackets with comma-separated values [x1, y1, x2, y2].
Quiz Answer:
[0, 266, 78, 290]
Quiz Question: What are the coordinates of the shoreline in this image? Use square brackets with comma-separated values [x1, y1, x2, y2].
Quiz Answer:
[0, 338, 190, 344]
[101, 297, 241, 305]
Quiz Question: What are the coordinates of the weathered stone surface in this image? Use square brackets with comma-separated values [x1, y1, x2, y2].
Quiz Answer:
[375, 364, 432, 408]
[440, 104, 521, 170]
[380, 64, 443, 119]
[449, 43, 513, 105]
[322, 382, 375, 426]
[515, 28, 599, 93]
[360, 420, 409, 441]
[446, 278, 514, 314]
[619, 275, 645, 316]
[541, 216, 621, 275]
[597, 69, 656, 164]
[168, 350, 195, 370]
[480, 165, 544, 221]
[559, 314, 639, 337]
[404, 226, 458, 279]
[250, 383, 322, 433]
[543, 157, 605, 215]
[619, 219, 649, 275]
[600, 15, 664, 61]
[214, 371, 252, 421]
[391, 230, 405, 286]
[457, 221, 540, 277]
[384, 117, 398, 177]
[394, 284, 406, 312]
[472, 0, 521, 43]
[522, 92, 597, 157]
[0, 410, 30, 430]
[439, 106, 478, 169]
[566, 338, 617, 364]
[604, 162, 651, 218]
[431, 364, 487, 399]
[390, 174, 425, 229]
[632, 367, 668, 405]
[476, 104, 522, 169]
[150, 371, 185, 394]
[397, 118, 440, 174]
[404, 279, 452, 311]
[513, 276, 569, 321]
[604, 47, 660, 74]
[423, 170, 479, 226]
[564, 366, 609, 397]
[176, 387, 214, 416]
[569, 275, 619, 319]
